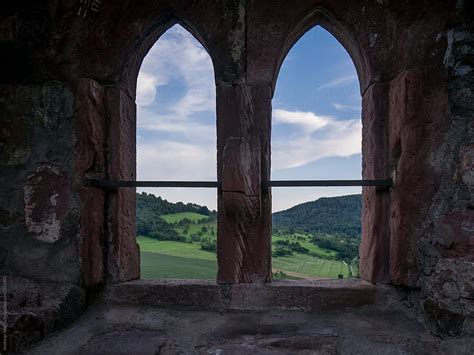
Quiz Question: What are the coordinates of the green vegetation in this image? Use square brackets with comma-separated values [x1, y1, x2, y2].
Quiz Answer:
[310, 234, 360, 263]
[136, 193, 361, 280]
[272, 194, 361, 237]
[136, 192, 216, 242]
[161, 212, 209, 223]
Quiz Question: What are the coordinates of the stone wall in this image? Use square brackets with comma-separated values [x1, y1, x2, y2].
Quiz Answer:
[0, 0, 472, 347]
[417, 4, 474, 336]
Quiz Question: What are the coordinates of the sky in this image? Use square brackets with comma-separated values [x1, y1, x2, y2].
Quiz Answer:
[136, 25, 362, 212]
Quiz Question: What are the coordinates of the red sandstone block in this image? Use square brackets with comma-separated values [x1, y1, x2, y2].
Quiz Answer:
[74, 78, 107, 288]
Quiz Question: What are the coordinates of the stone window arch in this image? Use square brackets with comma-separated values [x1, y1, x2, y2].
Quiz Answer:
[270, 25, 364, 279]
[75, 5, 426, 288]
[265, 11, 390, 284]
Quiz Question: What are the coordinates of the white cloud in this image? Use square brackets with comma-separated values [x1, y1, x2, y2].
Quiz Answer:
[273, 109, 330, 132]
[318, 74, 357, 90]
[136, 73, 157, 107]
[135, 26, 362, 210]
[272, 109, 361, 169]
[137, 141, 216, 181]
[136, 25, 218, 208]
[272, 187, 361, 212]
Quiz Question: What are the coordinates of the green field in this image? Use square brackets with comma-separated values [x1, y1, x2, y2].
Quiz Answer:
[141, 251, 217, 279]
[138, 233, 350, 280]
[137, 195, 359, 280]
[272, 254, 349, 278]
[139, 235, 216, 260]
[138, 235, 217, 279]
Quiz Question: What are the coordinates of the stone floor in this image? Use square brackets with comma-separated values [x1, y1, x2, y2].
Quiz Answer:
[26, 301, 473, 354]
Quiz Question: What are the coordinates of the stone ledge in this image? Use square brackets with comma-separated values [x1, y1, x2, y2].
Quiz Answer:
[101, 278, 376, 311]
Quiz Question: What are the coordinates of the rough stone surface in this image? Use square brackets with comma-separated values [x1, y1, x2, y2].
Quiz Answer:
[101, 279, 376, 311]
[388, 66, 449, 287]
[3, 276, 85, 353]
[415, 3, 474, 337]
[217, 84, 272, 283]
[23, 165, 70, 243]
[0, 82, 80, 285]
[105, 87, 140, 284]
[74, 78, 107, 289]
[0, 0, 473, 348]
[458, 144, 474, 189]
[26, 299, 474, 354]
[360, 82, 390, 284]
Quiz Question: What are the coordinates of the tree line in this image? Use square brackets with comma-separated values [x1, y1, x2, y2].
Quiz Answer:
[272, 194, 362, 238]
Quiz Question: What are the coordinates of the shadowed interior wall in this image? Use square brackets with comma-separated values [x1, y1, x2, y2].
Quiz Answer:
[0, 0, 472, 343]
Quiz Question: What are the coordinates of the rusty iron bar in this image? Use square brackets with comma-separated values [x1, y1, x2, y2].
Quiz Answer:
[85, 180, 221, 188]
[85, 179, 392, 189]
[263, 179, 392, 188]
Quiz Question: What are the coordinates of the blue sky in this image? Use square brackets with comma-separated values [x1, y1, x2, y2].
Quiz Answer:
[136, 25, 361, 211]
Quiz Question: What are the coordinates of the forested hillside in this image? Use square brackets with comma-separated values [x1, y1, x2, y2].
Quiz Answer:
[136, 192, 216, 239]
[272, 194, 361, 237]
[137, 193, 362, 238]
[136, 193, 361, 279]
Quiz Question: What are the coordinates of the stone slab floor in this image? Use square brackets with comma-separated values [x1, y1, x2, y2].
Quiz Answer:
[26, 302, 473, 354]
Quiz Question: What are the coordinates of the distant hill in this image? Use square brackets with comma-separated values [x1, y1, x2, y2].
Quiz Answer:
[272, 194, 362, 237]
[137, 192, 215, 217]
[136, 192, 361, 239]
[136, 192, 215, 239]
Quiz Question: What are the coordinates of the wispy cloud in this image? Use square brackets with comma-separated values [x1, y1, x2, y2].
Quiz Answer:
[137, 141, 216, 181]
[272, 109, 361, 169]
[135, 25, 362, 210]
[318, 74, 357, 90]
[136, 25, 217, 200]
[137, 106, 215, 143]
[273, 109, 330, 132]
[332, 103, 360, 111]
[136, 25, 215, 118]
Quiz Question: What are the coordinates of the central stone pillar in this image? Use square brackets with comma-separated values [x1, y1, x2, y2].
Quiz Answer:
[216, 83, 272, 283]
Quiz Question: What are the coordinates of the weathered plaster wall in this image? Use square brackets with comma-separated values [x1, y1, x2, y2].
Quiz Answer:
[0, 0, 472, 348]
[0, 82, 80, 282]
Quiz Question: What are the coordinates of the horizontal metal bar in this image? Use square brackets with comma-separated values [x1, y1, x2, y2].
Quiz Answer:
[86, 179, 392, 189]
[86, 180, 220, 188]
[263, 179, 392, 188]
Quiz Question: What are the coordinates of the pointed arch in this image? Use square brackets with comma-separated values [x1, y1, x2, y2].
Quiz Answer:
[124, 19, 219, 101]
[271, 8, 390, 283]
[135, 24, 218, 279]
[273, 8, 369, 96]
[271, 24, 362, 279]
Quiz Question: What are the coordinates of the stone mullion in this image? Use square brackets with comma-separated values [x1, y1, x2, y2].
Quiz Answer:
[216, 84, 272, 283]
[104, 87, 140, 283]
[359, 82, 390, 284]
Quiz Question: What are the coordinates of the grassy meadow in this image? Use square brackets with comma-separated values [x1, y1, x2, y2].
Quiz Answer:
[138, 212, 354, 280]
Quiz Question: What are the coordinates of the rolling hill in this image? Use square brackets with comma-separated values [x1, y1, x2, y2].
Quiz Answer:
[137, 192, 362, 238]
[272, 194, 362, 237]
[136, 192, 216, 240]
[136, 193, 361, 279]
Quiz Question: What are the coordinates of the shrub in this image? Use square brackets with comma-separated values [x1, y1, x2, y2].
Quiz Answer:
[272, 271, 288, 280]
[272, 246, 293, 257]
[200, 240, 217, 252]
